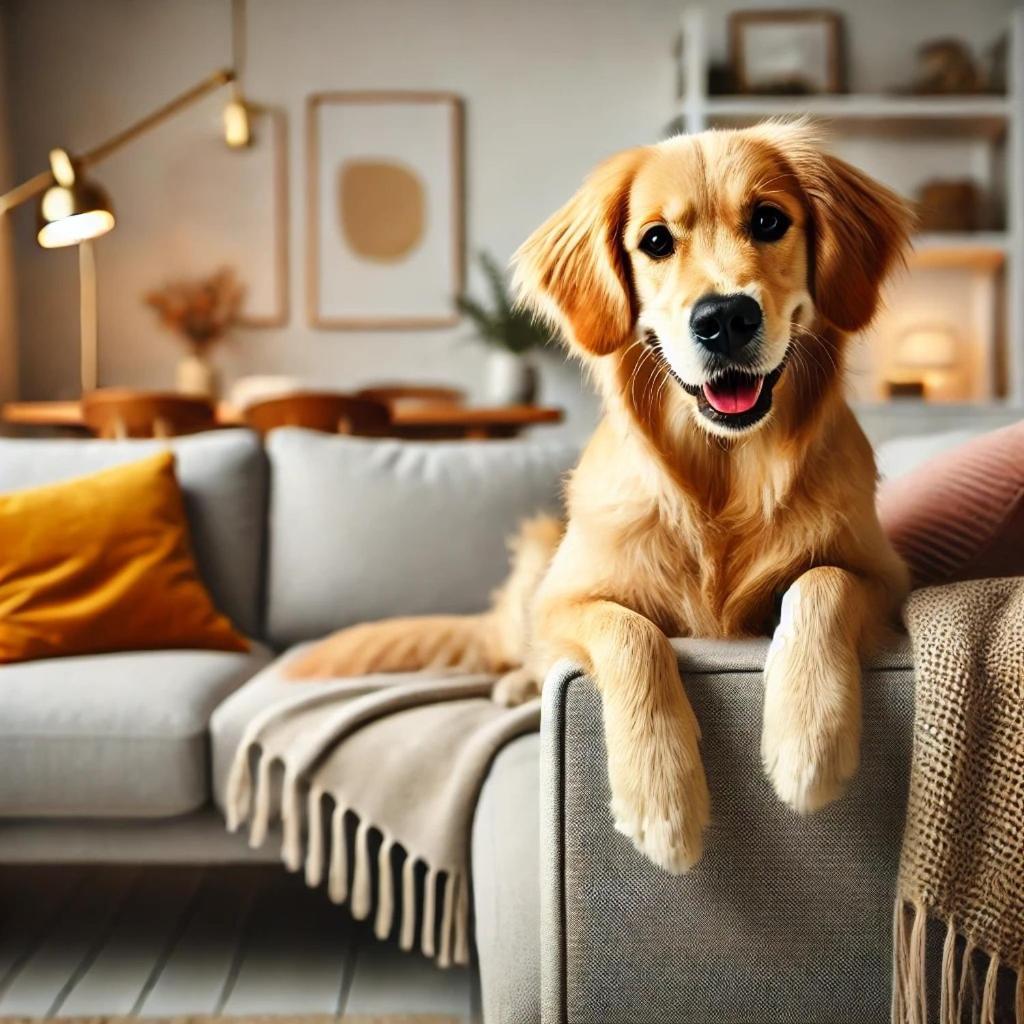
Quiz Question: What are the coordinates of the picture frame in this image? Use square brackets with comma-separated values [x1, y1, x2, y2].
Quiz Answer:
[729, 10, 844, 95]
[158, 103, 290, 327]
[238, 106, 290, 327]
[306, 91, 464, 330]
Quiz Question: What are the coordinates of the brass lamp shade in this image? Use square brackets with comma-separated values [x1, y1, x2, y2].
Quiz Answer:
[37, 177, 115, 249]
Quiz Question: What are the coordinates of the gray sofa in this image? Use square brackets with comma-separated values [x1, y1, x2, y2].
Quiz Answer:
[0, 409, 1018, 1023]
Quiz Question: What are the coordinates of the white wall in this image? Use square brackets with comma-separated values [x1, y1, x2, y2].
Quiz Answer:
[3, 0, 1015, 439]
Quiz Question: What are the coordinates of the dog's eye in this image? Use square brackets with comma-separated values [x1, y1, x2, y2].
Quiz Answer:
[750, 204, 791, 243]
[638, 225, 674, 259]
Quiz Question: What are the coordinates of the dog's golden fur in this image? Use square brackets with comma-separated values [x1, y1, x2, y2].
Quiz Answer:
[289, 123, 913, 874]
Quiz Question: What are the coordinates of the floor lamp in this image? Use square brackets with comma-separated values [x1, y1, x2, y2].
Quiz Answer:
[0, 68, 240, 392]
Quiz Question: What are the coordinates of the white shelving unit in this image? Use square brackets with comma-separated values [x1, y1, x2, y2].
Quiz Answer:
[676, 6, 1024, 405]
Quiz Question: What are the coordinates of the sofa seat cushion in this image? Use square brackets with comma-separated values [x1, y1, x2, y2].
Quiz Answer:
[0, 643, 271, 818]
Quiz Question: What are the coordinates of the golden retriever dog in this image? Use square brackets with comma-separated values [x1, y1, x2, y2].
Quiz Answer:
[289, 122, 913, 874]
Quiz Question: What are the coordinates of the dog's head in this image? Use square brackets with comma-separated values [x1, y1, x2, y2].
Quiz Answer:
[514, 123, 913, 438]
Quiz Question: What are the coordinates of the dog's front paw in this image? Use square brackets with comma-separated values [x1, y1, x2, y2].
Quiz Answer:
[610, 791, 707, 874]
[761, 719, 859, 814]
[491, 667, 541, 707]
[761, 588, 861, 814]
[606, 712, 709, 874]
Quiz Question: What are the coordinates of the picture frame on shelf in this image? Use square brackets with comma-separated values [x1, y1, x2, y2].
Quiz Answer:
[307, 91, 464, 330]
[729, 9, 845, 95]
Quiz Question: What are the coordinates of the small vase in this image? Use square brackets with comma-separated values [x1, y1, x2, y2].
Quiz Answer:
[485, 350, 538, 405]
[176, 352, 217, 399]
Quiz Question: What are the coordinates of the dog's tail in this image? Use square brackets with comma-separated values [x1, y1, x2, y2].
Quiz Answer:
[284, 514, 564, 680]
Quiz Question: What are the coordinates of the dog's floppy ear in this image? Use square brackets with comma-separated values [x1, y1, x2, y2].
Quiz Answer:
[795, 149, 914, 333]
[513, 148, 644, 356]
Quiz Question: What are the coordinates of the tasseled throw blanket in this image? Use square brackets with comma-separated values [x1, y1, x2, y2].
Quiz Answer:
[893, 577, 1024, 1024]
[225, 673, 540, 967]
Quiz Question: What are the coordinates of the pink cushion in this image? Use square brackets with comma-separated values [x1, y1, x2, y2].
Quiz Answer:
[877, 420, 1024, 586]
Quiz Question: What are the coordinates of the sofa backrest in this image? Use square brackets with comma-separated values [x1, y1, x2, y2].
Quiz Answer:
[854, 403, 1022, 449]
[0, 430, 266, 637]
[264, 429, 577, 647]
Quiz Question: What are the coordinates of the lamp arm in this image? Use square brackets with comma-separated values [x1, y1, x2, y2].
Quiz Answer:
[0, 67, 235, 216]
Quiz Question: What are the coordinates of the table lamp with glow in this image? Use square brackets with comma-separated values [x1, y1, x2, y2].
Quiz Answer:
[887, 326, 960, 400]
[0, 67, 240, 392]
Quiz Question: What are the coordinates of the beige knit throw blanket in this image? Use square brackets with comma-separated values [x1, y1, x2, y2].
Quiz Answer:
[224, 673, 540, 968]
[893, 577, 1024, 1024]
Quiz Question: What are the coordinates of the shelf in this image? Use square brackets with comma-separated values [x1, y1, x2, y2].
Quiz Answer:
[910, 233, 1010, 271]
[691, 94, 1010, 138]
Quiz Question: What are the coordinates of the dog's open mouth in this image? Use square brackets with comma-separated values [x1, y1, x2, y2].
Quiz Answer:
[642, 330, 786, 431]
[701, 371, 763, 416]
[686, 366, 782, 430]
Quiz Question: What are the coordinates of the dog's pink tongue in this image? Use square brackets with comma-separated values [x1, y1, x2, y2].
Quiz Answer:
[702, 377, 763, 415]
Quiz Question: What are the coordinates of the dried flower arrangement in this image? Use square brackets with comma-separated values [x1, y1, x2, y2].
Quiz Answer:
[145, 268, 245, 354]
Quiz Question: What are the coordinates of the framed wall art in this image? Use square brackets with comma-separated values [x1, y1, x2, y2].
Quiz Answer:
[164, 103, 290, 327]
[729, 10, 844, 95]
[307, 91, 464, 329]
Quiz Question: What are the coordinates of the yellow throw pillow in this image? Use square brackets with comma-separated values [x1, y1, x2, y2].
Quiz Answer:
[0, 451, 248, 662]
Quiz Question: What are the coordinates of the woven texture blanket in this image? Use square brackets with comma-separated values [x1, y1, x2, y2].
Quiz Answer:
[225, 674, 540, 967]
[893, 577, 1024, 1024]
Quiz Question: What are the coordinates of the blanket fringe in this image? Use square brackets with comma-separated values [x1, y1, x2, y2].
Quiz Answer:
[399, 854, 417, 952]
[327, 804, 348, 904]
[231, 745, 471, 967]
[981, 953, 1000, 1024]
[351, 818, 372, 920]
[939, 917, 957, 1024]
[375, 837, 395, 940]
[305, 787, 325, 887]
[423, 867, 438, 958]
[893, 899, 1021, 1024]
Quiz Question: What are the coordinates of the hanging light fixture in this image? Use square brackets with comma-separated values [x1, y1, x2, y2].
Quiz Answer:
[223, 0, 252, 148]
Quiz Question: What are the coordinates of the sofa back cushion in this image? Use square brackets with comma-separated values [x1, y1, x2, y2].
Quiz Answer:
[0, 431, 265, 637]
[0, 452, 248, 661]
[265, 430, 577, 647]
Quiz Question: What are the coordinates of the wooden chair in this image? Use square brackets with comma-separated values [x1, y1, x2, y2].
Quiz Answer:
[81, 389, 216, 439]
[242, 391, 392, 436]
[353, 384, 466, 410]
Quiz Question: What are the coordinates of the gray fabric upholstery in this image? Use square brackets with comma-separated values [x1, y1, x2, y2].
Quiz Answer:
[533, 638, 917, 1024]
[0, 808, 278, 864]
[264, 431, 576, 646]
[473, 733, 541, 1024]
[0, 644, 271, 818]
[0, 430, 266, 637]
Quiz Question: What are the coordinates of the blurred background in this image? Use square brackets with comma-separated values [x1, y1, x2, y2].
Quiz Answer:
[0, 0, 1020, 442]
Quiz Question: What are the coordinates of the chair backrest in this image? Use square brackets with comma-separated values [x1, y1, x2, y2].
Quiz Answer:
[354, 384, 466, 410]
[81, 389, 216, 439]
[242, 391, 391, 436]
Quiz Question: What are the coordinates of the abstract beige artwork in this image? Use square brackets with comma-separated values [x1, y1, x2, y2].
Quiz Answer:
[340, 160, 426, 262]
[308, 92, 463, 329]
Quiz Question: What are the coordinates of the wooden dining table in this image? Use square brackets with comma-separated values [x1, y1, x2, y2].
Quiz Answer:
[1, 399, 564, 440]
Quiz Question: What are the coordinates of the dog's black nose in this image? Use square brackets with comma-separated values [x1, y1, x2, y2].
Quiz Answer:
[690, 294, 763, 356]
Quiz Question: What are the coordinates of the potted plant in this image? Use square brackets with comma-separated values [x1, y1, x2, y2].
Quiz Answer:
[145, 268, 245, 398]
[457, 251, 551, 404]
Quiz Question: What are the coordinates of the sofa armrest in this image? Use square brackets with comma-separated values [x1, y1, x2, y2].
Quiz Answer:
[540, 637, 916, 1024]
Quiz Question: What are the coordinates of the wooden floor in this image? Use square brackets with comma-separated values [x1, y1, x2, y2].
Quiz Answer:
[0, 867, 477, 1020]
